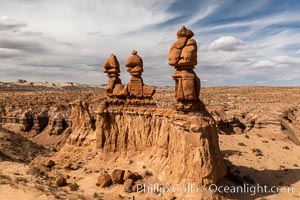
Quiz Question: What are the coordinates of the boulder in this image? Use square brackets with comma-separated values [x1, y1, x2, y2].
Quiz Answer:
[96, 173, 112, 187]
[55, 175, 67, 187]
[45, 159, 55, 168]
[124, 179, 134, 193]
[111, 169, 125, 184]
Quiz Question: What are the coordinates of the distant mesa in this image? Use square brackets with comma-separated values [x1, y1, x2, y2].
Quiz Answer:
[16, 79, 27, 84]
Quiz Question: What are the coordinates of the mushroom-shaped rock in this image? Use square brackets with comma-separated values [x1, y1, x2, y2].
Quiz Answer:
[168, 26, 201, 112]
[103, 54, 125, 98]
[124, 50, 155, 100]
[103, 54, 120, 75]
[125, 50, 143, 76]
[169, 26, 197, 67]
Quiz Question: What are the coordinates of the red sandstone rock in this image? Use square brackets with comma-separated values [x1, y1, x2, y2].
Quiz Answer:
[169, 26, 197, 67]
[45, 159, 55, 168]
[68, 100, 95, 146]
[123, 179, 134, 193]
[96, 173, 112, 187]
[111, 169, 125, 184]
[94, 105, 227, 186]
[55, 175, 67, 187]
[168, 26, 201, 111]
[124, 50, 155, 100]
[103, 54, 125, 98]
[124, 170, 142, 182]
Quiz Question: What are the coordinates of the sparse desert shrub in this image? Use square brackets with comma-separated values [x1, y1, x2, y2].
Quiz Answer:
[144, 170, 153, 177]
[93, 192, 98, 198]
[252, 148, 263, 156]
[222, 150, 243, 157]
[36, 184, 46, 191]
[238, 142, 246, 147]
[77, 194, 86, 200]
[15, 176, 29, 184]
[0, 174, 12, 185]
[282, 146, 290, 150]
[244, 135, 250, 139]
[68, 182, 79, 191]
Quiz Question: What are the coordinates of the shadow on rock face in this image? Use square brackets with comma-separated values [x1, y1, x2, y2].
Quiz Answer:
[0, 126, 49, 163]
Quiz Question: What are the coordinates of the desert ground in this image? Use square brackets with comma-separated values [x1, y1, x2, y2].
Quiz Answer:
[0, 81, 300, 200]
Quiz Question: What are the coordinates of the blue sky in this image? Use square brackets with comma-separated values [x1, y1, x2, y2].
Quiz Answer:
[0, 0, 300, 86]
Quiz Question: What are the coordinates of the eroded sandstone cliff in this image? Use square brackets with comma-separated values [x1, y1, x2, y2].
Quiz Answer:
[69, 100, 227, 188]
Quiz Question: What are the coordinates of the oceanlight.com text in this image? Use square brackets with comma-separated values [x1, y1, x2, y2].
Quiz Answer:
[134, 183, 294, 196]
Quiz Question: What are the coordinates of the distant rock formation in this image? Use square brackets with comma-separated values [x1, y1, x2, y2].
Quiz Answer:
[169, 26, 201, 112]
[0, 107, 71, 148]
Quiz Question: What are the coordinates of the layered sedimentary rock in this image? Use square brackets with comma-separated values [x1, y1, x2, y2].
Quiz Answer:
[31, 110, 49, 134]
[169, 26, 201, 112]
[0, 99, 74, 149]
[69, 99, 227, 188]
[68, 100, 96, 146]
[94, 104, 226, 186]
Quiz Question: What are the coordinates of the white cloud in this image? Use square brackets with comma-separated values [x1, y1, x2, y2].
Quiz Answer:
[296, 49, 300, 54]
[271, 56, 300, 65]
[0, 48, 22, 58]
[252, 56, 300, 69]
[198, 11, 300, 34]
[252, 60, 275, 68]
[208, 36, 244, 51]
[0, 15, 8, 20]
[258, 30, 300, 51]
[0, 0, 176, 38]
[0, 0, 299, 86]
[0, 0, 177, 85]
[186, 4, 218, 26]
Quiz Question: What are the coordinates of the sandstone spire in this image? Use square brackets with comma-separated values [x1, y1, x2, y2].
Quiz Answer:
[103, 54, 125, 98]
[124, 50, 155, 99]
[168, 26, 201, 111]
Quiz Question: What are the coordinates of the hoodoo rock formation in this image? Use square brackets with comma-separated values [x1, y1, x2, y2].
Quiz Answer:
[103, 54, 125, 98]
[103, 50, 156, 106]
[169, 26, 201, 112]
[124, 50, 156, 101]
[69, 27, 227, 199]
